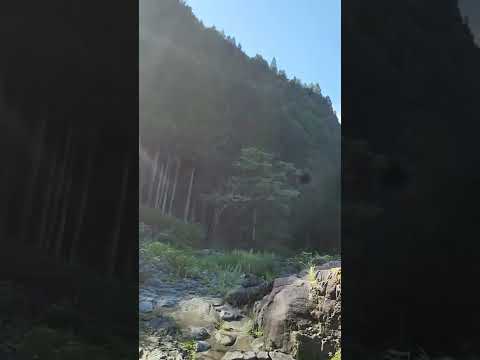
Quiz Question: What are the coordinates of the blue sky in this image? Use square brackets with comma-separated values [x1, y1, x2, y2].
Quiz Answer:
[186, 0, 341, 122]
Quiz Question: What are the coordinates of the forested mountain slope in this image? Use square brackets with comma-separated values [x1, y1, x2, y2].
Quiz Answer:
[140, 0, 340, 252]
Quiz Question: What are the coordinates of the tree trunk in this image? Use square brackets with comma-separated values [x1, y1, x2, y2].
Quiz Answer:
[252, 208, 257, 246]
[147, 152, 159, 207]
[211, 204, 227, 245]
[161, 155, 171, 214]
[69, 144, 95, 264]
[168, 158, 181, 216]
[54, 166, 74, 259]
[184, 167, 196, 222]
[46, 127, 73, 252]
[108, 154, 130, 278]
[154, 163, 164, 208]
[20, 118, 47, 244]
[38, 156, 58, 250]
[190, 199, 196, 223]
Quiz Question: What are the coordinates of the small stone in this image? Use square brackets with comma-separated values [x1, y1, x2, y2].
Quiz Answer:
[190, 327, 210, 340]
[196, 341, 211, 352]
[220, 310, 241, 321]
[215, 331, 237, 346]
[211, 298, 224, 306]
[257, 351, 270, 359]
[139, 300, 153, 312]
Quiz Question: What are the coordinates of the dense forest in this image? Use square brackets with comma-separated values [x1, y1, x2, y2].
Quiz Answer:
[343, 0, 480, 356]
[139, 0, 340, 254]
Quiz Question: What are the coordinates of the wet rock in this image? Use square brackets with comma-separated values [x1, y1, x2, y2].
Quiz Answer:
[215, 331, 237, 346]
[139, 300, 154, 313]
[220, 309, 242, 321]
[149, 315, 177, 334]
[196, 341, 211, 352]
[239, 274, 262, 287]
[190, 326, 210, 340]
[225, 281, 273, 307]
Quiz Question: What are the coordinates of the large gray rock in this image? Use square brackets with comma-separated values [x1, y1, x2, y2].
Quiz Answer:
[196, 341, 211, 352]
[225, 280, 273, 307]
[253, 275, 312, 351]
[190, 326, 210, 340]
[253, 267, 341, 360]
[215, 331, 237, 346]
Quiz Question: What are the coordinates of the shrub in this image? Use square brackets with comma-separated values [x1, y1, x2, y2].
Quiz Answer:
[139, 207, 205, 247]
[330, 350, 341, 360]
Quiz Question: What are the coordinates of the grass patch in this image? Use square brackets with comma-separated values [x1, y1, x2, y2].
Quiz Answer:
[140, 223, 340, 296]
[307, 266, 317, 284]
[330, 350, 341, 360]
[179, 339, 196, 360]
[247, 323, 264, 339]
[140, 240, 282, 295]
[286, 251, 340, 271]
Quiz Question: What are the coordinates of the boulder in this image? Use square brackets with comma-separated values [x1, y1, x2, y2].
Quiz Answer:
[253, 266, 341, 360]
[190, 326, 210, 340]
[253, 275, 312, 352]
[196, 341, 211, 352]
[215, 331, 237, 346]
[225, 280, 273, 307]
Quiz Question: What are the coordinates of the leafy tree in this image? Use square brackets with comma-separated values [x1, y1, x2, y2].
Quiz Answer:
[205, 147, 300, 247]
[270, 57, 278, 74]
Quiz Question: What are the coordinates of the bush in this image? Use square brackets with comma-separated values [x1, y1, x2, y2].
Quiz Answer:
[139, 207, 204, 247]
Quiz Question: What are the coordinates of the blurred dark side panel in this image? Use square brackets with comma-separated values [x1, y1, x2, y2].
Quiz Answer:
[342, 0, 480, 357]
[0, 2, 138, 358]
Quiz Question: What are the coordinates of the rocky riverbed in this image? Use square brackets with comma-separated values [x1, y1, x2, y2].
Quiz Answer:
[139, 252, 341, 360]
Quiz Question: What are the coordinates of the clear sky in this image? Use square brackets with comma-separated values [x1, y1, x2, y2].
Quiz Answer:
[186, 0, 341, 122]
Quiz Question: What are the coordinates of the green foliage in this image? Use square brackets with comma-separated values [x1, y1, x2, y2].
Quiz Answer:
[179, 339, 196, 360]
[330, 350, 341, 360]
[287, 251, 340, 271]
[205, 147, 301, 247]
[139, 207, 205, 247]
[247, 322, 264, 338]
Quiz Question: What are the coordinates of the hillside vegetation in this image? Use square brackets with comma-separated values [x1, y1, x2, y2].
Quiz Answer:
[139, 0, 340, 253]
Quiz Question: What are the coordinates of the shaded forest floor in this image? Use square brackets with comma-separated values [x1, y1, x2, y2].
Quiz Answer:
[0, 245, 137, 360]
